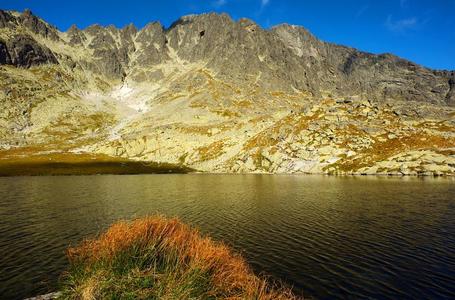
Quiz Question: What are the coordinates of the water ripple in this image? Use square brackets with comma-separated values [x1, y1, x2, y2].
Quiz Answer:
[0, 175, 454, 299]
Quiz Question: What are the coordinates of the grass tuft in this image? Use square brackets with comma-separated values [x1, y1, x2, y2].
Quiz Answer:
[60, 216, 300, 300]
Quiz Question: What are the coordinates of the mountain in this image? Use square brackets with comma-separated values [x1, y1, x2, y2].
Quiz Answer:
[1, 9, 454, 175]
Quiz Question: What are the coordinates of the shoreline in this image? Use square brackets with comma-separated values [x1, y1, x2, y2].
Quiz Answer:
[0, 152, 193, 176]
[1, 162, 453, 177]
[0, 151, 453, 177]
[25, 292, 61, 300]
[0, 160, 191, 176]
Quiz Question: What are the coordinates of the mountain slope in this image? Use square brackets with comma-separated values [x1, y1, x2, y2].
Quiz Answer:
[1, 9, 454, 175]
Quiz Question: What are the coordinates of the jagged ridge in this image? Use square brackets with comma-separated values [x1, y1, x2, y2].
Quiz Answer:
[1, 9, 454, 105]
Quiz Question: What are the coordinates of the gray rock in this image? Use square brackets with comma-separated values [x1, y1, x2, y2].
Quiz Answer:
[442, 71, 455, 106]
[0, 35, 57, 67]
[18, 9, 60, 41]
[0, 9, 15, 28]
[66, 24, 86, 45]
[0, 10, 454, 107]
[134, 22, 168, 69]
[0, 40, 11, 64]
[25, 292, 61, 300]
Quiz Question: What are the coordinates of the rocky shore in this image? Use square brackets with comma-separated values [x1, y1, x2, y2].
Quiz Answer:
[25, 292, 60, 300]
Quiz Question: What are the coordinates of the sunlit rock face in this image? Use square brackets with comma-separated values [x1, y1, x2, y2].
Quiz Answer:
[1, 9, 454, 175]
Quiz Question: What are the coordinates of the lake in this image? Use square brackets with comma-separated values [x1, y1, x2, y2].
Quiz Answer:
[0, 175, 454, 299]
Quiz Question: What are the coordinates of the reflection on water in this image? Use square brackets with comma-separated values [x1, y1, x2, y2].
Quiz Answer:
[0, 175, 454, 299]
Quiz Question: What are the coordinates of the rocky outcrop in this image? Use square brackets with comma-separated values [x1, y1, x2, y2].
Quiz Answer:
[135, 22, 167, 64]
[443, 71, 455, 106]
[0, 9, 453, 105]
[0, 35, 57, 67]
[25, 292, 61, 300]
[0, 9, 15, 28]
[273, 24, 453, 105]
[0, 40, 11, 64]
[75, 23, 138, 80]
[0, 10, 58, 67]
[18, 9, 60, 41]
[66, 24, 86, 45]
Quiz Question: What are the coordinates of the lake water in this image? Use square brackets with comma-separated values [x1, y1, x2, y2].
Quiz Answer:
[0, 175, 454, 299]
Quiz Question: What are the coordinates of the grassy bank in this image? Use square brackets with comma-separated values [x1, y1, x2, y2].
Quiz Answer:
[60, 216, 300, 299]
[0, 152, 192, 176]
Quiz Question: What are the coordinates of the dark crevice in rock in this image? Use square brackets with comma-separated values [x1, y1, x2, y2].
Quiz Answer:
[0, 40, 12, 64]
[342, 52, 358, 75]
[445, 76, 455, 106]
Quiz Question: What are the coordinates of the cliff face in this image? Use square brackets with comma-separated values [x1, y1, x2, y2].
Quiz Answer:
[1, 9, 454, 175]
[2, 10, 453, 103]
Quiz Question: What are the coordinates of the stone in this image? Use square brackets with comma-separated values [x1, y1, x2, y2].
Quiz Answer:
[25, 292, 61, 300]
[0, 41, 11, 64]
[387, 133, 397, 139]
[0, 10, 15, 28]
[18, 9, 60, 41]
[1, 34, 58, 67]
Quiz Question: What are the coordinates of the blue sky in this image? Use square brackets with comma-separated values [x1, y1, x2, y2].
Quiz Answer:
[1, 0, 454, 70]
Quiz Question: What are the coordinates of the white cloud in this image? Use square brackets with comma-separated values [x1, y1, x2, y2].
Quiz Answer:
[213, 0, 227, 7]
[261, 0, 270, 8]
[355, 5, 369, 18]
[385, 15, 418, 33]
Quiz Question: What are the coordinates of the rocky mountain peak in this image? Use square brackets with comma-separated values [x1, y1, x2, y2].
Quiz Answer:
[168, 13, 232, 29]
[0, 10, 454, 105]
[1, 11, 455, 176]
[67, 24, 79, 32]
[238, 18, 260, 32]
[122, 23, 138, 36]
[18, 9, 60, 41]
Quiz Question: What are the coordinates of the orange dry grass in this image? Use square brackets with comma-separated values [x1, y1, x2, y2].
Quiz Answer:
[416, 121, 455, 133]
[196, 140, 225, 162]
[66, 216, 299, 300]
